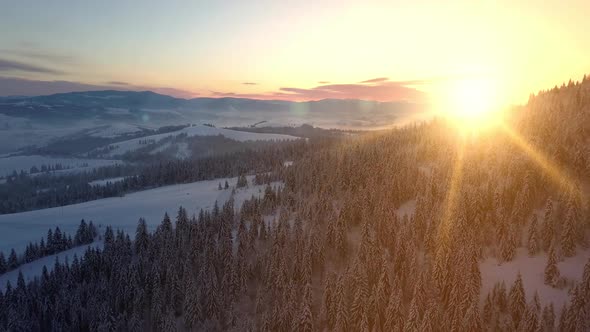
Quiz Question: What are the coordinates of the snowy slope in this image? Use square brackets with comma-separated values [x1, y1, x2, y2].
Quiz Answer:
[0, 155, 122, 177]
[86, 123, 145, 138]
[88, 176, 127, 186]
[480, 247, 590, 310]
[0, 176, 281, 255]
[99, 124, 300, 157]
[0, 242, 103, 291]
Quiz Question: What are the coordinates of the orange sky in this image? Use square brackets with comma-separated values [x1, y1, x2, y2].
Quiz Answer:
[1, 0, 588, 103]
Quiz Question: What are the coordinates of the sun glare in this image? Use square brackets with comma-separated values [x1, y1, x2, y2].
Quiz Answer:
[436, 78, 503, 132]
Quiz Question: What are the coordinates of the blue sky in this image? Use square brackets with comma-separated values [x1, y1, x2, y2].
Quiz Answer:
[1, 0, 589, 101]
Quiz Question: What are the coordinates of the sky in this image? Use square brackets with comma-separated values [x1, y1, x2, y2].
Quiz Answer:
[1, 0, 589, 104]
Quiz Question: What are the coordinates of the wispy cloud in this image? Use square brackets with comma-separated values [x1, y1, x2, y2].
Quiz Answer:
[0, 59, 64, 75]
[318, 81, 330, 84]
[0, 76, 197, 98]
[106, 81, 130, 86]
[360, 77, 389, 83]
[209, 78, 428, 102]
[0, 49, 76, 64]
[242, 82, 257, 85]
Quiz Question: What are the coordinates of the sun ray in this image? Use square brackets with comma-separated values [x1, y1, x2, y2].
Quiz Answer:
[499, 122, 583, 200]
[438, 138, 466, 242]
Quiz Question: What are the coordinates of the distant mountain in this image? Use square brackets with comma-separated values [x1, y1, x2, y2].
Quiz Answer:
[0, 90, 427, 126]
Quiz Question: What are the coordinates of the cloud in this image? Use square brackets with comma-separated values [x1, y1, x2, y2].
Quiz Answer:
[0, 76, 197, 98]
[106, 81, 130, 85]
[208, 78, 428, 102]
[0, 49, 76, 64]
[242, 82, 257, 85]
[318, 81, 330, 84]
[147, 87, 197, 99]
[360, 77, 389, 83]
[0, 59, 64, 75]
[276, 79, 426, 102]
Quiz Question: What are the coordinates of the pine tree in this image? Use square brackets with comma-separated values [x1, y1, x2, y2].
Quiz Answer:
[558, 304, 569, 332]
[237, 175, 248, 188]
[384, 288, 404, 332]
[522, 304, 539, 332]
[7, 249, 17, 270]
[0, 252, 6, 273]
[462, 302, 482, 332]
[160, 310, 177, 332]
[509, 272, 526, 327]
[334, 276, 348, 331]
[528, 214, 539, 256]
[351, 267, 369, 327]
[419, 306, 435, 332]
[184, 277, 201, 329]
[541, 199, 554, 251]
[320, 274, 335, 328]
[482, 293, 494, 325]
[135, 218, 149, 256]
[561, 206, 576, 257]
[541, 303, 555, 332]
[404, 297, 419, 332]
[544, 243, 560, 287]
[501, 224, 516, 262]
[298, 283, 313, 332]
[359, 311, 370, 332]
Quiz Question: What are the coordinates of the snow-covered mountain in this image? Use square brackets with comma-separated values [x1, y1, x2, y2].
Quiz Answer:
[0, 90, 425, 155]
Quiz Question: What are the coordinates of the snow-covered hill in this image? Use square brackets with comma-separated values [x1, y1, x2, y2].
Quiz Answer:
[0, 176, 280, 255]
[0, 155, 122, 177]
[97, 124, 301, 157]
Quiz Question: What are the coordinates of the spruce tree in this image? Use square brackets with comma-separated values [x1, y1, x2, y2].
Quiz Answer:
[509, 272, 526, 326]
[541, 199, 554, 251]
[527, 214, 539, 256]
[544, 243, 560, 287]
[7, 249, 17, 270]
[404, 298, 419, 332]
[541, 303, 555, 332]
[135, 218, 149, 256]
[298, 283, 313, 332]
[0, 252, 6, 273]
[561, 207, 576, 257]
[462, 302, 482, 332]
[184, 277, 201, 329]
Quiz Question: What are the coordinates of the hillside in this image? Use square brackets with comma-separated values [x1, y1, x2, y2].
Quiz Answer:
[0, 76, 589, 331]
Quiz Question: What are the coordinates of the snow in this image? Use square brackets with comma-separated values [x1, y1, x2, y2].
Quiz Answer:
[396, 199, 416, 218]
[99, 124, 300, 157]
[283, 160, 294, 167]
[149, 141, 190, 158]
[480, 247, 590, 310]
[0, 242, 103, 291]
[0, 155, 121, 177]
[0, 176, 282, 255]
[88, 176, 127, 186]
[87, 123, 143, 138]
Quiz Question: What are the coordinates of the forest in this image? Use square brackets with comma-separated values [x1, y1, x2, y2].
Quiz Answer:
[0, 139, 309, 214]
[0, 76, 590, 331]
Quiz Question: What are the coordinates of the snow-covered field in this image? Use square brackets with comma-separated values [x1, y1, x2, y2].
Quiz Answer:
[0, 242, 103, 291]
[0, 176, 280, 255]
[396, 199, 416, 218]
[88, 176, 128, 186]
[0, 155, 121, 177]
[86, 123, 145, 138]
[480, 247, 590, 310]
[99, 124, 300, 157]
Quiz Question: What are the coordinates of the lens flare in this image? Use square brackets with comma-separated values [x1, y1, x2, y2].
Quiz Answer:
[435, 77, 503, 132]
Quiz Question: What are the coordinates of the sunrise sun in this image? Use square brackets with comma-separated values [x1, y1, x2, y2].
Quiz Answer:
[437, 77, 503, 131]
